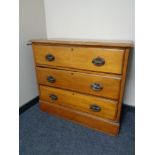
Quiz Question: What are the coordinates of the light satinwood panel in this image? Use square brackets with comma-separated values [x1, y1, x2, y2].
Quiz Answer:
[40, 86, 118, 120]
[33, 45, 124, 74]
[37, 67, 121, 99]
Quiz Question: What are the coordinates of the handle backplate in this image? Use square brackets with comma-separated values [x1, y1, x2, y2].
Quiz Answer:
[49, 94, 58, 101]
[45, 54, 55, 61]
[92, 57, 105, 66]
[90, 83, 103, 91]
[90, 104, 101, 112]
[47, 76, 56, 83]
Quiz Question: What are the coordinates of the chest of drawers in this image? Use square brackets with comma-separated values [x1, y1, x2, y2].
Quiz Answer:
[31, 39, 133, 135]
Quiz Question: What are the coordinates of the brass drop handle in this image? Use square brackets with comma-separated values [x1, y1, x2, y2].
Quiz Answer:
[92, 57, 105, 66]
[45, 54, 55, 61]
[90, 104, 101, 112]
[90, 83, 103, 91]
[47, 76, 56, 83]
[49, 94, 58, 101]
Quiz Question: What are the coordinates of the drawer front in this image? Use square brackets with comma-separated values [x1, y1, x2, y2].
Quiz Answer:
[40, 86, 117, 120]
[37, 67, 121, 99]
[33, 45, 124, 74]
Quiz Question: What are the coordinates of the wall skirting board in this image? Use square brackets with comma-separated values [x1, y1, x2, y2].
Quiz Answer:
[123, 104, 135, 113]
[19, 96, 134, 115]
[19, 96, 39, 115]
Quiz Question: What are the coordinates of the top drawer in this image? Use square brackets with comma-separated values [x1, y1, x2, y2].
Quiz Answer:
[32, 45, 125, 74]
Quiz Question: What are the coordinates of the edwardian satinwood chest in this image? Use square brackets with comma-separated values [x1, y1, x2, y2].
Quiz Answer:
[31, 39, 133, 135]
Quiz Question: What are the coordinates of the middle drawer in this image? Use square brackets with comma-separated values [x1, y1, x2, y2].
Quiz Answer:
[37, 67, 121, 99]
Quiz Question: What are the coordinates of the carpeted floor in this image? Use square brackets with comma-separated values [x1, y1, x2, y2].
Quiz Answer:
[19, 104, 135, 155]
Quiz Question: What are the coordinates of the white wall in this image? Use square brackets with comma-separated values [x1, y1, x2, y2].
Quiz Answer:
[44, 0, 135, 106]
[44, 0, 134, 40]
[19, 0, 47, 107]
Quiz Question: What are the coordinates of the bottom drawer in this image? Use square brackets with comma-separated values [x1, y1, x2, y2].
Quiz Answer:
[40, 86, 118, 120]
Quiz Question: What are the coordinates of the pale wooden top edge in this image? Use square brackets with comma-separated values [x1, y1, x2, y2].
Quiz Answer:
[31, 38, 134, 48]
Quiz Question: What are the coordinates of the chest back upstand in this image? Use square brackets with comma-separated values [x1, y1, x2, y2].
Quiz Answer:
[31, 39, 133, 135]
